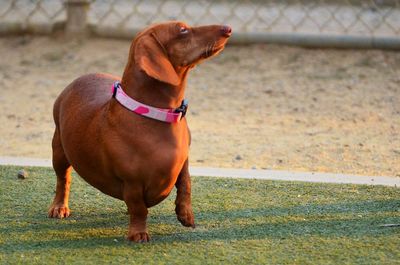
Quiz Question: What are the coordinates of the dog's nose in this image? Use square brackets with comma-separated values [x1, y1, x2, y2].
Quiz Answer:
[221, 25, 232, 37]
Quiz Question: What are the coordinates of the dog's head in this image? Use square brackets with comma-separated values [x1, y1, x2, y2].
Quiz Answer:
[132, 21, 232, 86]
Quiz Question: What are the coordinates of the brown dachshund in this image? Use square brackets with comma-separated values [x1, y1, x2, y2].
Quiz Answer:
[47, 21, 231, 242]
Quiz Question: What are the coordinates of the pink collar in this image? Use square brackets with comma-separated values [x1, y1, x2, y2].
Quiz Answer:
[111, 82, 188, 123]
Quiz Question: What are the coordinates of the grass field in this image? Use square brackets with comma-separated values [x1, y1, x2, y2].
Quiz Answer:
[1, 165, 399, 264]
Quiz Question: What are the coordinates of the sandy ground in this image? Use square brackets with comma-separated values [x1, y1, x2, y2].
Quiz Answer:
[0, 36, 399, 177]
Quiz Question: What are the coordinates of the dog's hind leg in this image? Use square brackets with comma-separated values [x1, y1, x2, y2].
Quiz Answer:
[175, 159, 195, 228]
[48, 127, 72, 218]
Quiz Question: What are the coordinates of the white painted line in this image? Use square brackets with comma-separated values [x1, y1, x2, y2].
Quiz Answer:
[1, 156, 399, 187]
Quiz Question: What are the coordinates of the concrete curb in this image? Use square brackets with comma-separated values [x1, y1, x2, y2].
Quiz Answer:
[0, 156, 52, 167]
[190, 167, 399, 187]
[0, 156, 399, 187]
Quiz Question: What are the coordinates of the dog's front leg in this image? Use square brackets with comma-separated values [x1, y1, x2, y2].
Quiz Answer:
[123, 183, 150, 243]
[175, 159, 195, 228]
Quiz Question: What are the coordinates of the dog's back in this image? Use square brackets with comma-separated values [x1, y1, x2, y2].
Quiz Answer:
[53, 73, 118, 129]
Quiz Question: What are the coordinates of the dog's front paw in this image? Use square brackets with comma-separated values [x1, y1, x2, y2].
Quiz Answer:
[48, 204, 70, 219]
[176, 204, 195, 228]
[127, 231, 150, 243]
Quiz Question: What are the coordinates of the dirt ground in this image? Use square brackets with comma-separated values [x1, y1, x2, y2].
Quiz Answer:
[0, 36, 399, 177]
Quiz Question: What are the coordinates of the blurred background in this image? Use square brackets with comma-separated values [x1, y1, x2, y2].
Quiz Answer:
[1, 0, 400, 47]
[0, 0, 399, 176]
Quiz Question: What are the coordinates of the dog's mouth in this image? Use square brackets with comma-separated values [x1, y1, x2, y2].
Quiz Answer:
[202, 41, 226, 59]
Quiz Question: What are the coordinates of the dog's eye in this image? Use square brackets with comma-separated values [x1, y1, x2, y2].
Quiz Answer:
[179, 26, 189, 34]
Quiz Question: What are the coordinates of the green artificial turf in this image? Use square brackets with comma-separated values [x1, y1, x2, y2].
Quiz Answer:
[0, 165, 399, 265]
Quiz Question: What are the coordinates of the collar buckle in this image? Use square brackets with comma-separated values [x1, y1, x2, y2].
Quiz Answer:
[112, 82, 119, 98]
[174, 99, 189, 119]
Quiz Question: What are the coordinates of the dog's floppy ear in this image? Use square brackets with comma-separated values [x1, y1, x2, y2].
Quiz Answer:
[134, 33, 180, 86]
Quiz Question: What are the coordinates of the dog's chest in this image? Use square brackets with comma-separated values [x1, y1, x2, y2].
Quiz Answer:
[109, 121, 190, 206]
[142, 147, 187, 207]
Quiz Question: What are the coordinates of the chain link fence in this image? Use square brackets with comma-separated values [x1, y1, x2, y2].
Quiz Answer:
[0, 0, 399, 48]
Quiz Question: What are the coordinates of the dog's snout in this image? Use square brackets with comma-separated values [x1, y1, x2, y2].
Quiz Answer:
[221, 25, 232, 37]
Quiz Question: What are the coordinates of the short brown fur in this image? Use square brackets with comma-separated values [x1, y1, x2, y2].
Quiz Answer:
[48, 21, 231, 242]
